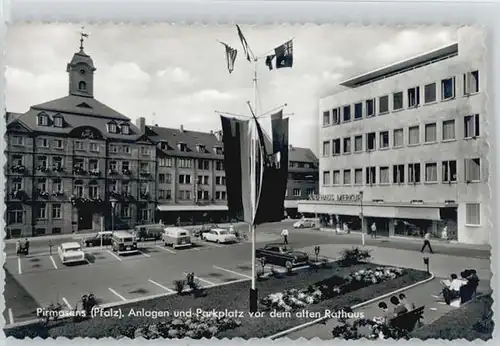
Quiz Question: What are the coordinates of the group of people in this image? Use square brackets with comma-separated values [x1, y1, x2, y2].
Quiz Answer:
[435, 269, 479, 305]
[15, 238, 30, 255]
[375, 294, 417, 324]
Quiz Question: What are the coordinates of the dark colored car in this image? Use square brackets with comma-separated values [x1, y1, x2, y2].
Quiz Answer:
[83, 231, 113, 247]
[255, 243, 310, 268]
[132, 224, 164, 241]
[193, 224, 218, 239]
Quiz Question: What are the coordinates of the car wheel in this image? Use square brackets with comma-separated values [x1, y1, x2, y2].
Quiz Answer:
[216, 239, 220, 244]
[285, 260, 293, 269]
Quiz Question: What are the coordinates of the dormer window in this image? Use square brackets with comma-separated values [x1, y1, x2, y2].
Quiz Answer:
[160, 141, 169, 150]
[213, 146, 223, 155]
[53, 115, 63, 128]
[121, 124, 130, 135]
[78, 81, 87, 91]
[177, 143, 187, 152]
[37, 113, 49, 126]
[107, 122, 117, 134]
[196, 144, 206, 153]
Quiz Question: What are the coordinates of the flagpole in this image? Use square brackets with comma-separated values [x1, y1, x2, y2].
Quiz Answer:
[249, 56, 258, 313]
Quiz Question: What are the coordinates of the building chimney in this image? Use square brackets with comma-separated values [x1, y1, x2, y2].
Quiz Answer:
[136, 117, 146, 133]
[180, 124, 184, 132]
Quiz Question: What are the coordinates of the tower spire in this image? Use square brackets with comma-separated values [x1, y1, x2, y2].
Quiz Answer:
[80, 26, 89, 51]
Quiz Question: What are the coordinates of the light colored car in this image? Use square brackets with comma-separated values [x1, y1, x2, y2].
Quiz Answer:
[293, 218, 316, 228]
[163, 227, 192, 249]
[58, 242, 86, 264]
[111, 231, 139, 255]
[203, 228, 237, 244]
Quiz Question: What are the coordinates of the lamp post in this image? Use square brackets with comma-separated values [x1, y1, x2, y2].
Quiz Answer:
[423, 257, 430, 274]
[359, 191, 365, 246]
[110, 197, 117, 235]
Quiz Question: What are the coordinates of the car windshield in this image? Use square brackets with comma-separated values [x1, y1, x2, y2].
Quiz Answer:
[219, 231, 228, 235]
[123, 237, 134, 242]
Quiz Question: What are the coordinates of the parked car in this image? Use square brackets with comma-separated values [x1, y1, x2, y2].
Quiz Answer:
[255, 243, 309, 268]
[203, 228, 237, 244]
[132, 224, 164, 241]
[111, 231, 139, 255]
[58, 242, 86, 265]
[82, 231, 113, 247]
[193, 224, 219, 239]
[293, 218, 316, 228]
[163, 227, 192, 249]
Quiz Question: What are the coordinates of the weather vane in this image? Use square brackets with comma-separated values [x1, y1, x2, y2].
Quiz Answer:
[80, 26, 89, 51]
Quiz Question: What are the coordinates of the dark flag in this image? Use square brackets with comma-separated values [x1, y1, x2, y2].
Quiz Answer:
[220, 116, 253, 223]
[275, 40, 293, 68]
[253, 111, 289, 225]
[265, 54, 275, 70]
[220, 42, 238, 73]
[236, 25, 252, 62]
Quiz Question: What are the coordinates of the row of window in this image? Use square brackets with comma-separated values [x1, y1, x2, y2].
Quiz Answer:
[322, 158, 482, 186]
[322, 114, 480, 156]
[158, 173, 226, 186]
[158, 189, 227, 200]
[285, 188, 316, 197]
[158, 157, 224, 171]
[11, 135, 153, 155]
[159, 141, 224, 156]
[323, 70, 480, 127]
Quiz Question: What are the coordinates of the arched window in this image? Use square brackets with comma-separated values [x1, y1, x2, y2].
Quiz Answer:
[78, 81, 87, 91]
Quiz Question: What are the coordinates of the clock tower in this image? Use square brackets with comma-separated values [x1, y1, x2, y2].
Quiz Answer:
[66, 30, 96, 98]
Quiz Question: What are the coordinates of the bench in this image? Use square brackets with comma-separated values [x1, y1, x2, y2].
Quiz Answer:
[389, 306, 425, 332]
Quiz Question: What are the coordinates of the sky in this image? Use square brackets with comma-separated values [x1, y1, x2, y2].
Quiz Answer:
[5, 24, 458, 155]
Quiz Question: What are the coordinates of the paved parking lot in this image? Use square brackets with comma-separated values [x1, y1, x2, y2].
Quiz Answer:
[3, 231, 283, 325]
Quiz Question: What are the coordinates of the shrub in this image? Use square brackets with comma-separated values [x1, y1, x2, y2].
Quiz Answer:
[332, 317, 411, 340]
[173, 280, 185, 295]
[339, 247, 372, 267]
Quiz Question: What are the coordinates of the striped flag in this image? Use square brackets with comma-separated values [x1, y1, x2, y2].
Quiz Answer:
[220, 116, 253, 223]
[220, 42, 238, 73]
[236, 25, 252, 62]
[253, 111, 289, 225]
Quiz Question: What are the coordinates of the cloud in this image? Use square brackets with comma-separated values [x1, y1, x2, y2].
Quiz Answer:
[156, 67, 195, 85]
[98, 62, 151, 96]
[372, 30, 456, 63]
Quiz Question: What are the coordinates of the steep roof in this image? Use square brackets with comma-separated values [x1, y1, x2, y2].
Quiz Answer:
[68, 49, 96, 70]
[288, 146, 318, 163]
[146, 125, 223, 159]
[31, 95, 129, 120]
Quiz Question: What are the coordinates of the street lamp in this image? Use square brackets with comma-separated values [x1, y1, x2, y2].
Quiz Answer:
[359, 191, 365, 246]
[110, 197, 118, 234]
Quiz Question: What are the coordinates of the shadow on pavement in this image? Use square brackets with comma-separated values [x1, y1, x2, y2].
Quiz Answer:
[3, 268, 40, 324]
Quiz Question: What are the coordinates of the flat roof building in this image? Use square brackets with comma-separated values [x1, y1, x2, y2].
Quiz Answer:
[298, 27, 489, 245]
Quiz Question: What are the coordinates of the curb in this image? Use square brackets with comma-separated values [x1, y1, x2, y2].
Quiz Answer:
[3, 277, 251, 330]
[267, 272, 436, 340]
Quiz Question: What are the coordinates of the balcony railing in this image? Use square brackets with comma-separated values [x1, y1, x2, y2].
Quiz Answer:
[89, 169, 101, 177]
[35, 165, 49, 173]
[52, 191, 65, 197]
[73, 166, 88, 175]
[122, 169, 132, 176]
[52, 165, 65, 173]
[36, 190, 50, 199]
[140, 192, 150, 200]
[10, 190, 29, 201]
[139, 171, 151, 178]
[108, 169, 119, 176]
[11, 165, 27, 174]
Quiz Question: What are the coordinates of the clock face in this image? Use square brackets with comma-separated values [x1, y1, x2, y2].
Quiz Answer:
[79, 69, 86, 75]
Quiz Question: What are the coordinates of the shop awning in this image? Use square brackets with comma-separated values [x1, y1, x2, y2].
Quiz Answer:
[157, 204, 228, 212]
[297, 201, 442, 220]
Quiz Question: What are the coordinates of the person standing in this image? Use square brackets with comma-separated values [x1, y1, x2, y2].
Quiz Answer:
[370, 222, 377, 238]
[281, 228, 289, 245]
[24, 238, 30, 255]
[16, 240, 21, 256]
[421, 231, 434, 253]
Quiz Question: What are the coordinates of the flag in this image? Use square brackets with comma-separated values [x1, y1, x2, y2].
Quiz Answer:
[220, 116, 253, 223]
[275, 40, 293, 68]
[253, 111, 289, 225]
[220, 42, 238, 73]
[265, 54, 275, 70]
[236, 25, 252, 62]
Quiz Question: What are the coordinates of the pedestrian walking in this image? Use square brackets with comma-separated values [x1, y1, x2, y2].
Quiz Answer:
[49, 240, 53, 255]
[370, 222, 377, 238]
[421, 231, 434, 253]
[343, 222, 349, 234]
[15, 240, 21, 256]
[24, 238, 30, 255]
[281, 229, 289, 245]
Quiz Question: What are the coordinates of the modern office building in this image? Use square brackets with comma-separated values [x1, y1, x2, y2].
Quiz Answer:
[141, 122, 229, 225]
[5, 43, 157, 238]
[284, 145, 319, 218]
[298, 28, 489, 244]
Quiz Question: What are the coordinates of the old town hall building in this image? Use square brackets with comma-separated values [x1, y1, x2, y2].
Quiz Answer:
[5, 41, 157, 237]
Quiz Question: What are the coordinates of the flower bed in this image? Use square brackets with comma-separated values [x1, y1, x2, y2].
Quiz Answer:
[5, 262, 429, 340]
[134, 314, 242, 339]
[260, 267, 404, 312]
